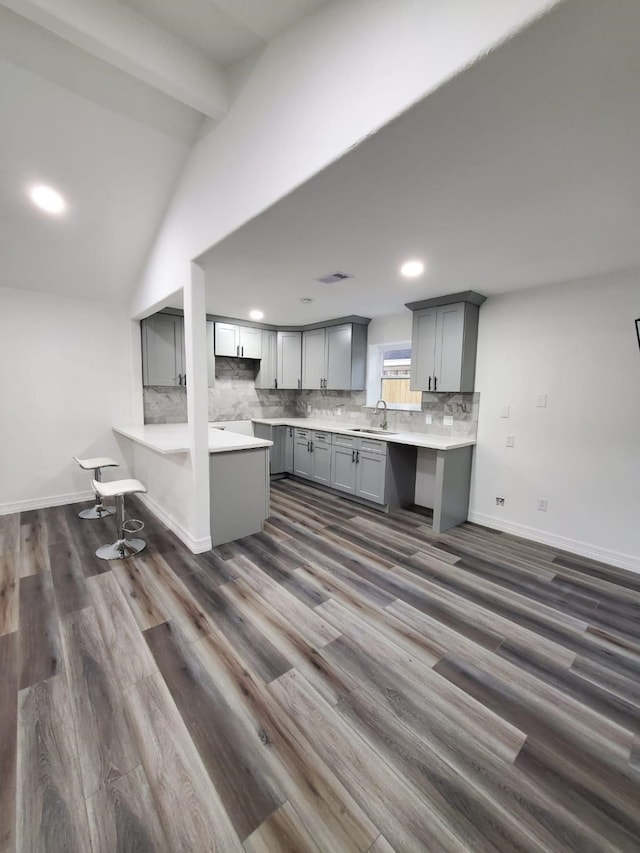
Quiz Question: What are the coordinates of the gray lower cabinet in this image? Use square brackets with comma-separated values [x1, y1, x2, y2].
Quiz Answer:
[330, 434, 388, 505]
[294, 429, 331, 482]
[284, 425, 294, 473]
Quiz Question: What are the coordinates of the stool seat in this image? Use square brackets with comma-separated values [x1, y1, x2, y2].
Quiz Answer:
[92, 478, 147, 499]
[73, 456, 119, 471]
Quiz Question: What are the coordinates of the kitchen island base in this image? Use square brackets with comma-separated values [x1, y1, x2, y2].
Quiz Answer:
[209, 447, 270, 546]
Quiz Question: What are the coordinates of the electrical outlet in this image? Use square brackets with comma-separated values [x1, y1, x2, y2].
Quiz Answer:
[506, 435, 515, 448]
[496, 497, 505, 506]
[306, 403, 312, 413]
[536, 394, 547, 408]
[499, 405, 510, 418]
[424, 414, 432, 425]
[537, 498, 548, 512]
[443, 415, 454, 426]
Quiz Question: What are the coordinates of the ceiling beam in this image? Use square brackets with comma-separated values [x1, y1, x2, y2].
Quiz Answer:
[0, 0, 228, 119]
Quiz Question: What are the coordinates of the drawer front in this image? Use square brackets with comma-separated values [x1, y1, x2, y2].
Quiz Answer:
[295, 428, 311, 441]
[332, 432, 356, 449]
[313, 430, 331, 444]
[358, 437, 388, 455]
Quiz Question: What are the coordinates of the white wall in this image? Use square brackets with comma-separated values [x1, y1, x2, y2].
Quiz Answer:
[469, 271, 640, 571]
[0, 287, 134, 512]
[131, 0, 558, 316]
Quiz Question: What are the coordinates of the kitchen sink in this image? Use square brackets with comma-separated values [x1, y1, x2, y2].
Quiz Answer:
[348, 427, 396, 435]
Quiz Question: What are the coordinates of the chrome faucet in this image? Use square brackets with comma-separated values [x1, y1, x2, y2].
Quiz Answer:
[375, 399, 388, 431]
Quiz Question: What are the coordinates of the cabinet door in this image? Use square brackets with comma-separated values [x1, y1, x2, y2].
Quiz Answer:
[284, 426, 294, 473]
[214, 322, 239, 357]
[142, 313, 184, 386]
[410, 308, 437, 391]
[356, 450, 387, 504]
[294, 437, 313, 479]
[255, 330, 277, 389]
[239, 326, 262, 359]
[277, 331, 302, 389]
[331, 445, 357, 495]
[434, 303, 465, 392]
[302, 328, 325, 389]
[270, 426, 287, 475]
[311, 435, 332, 485]
[325, 324, 353, 390]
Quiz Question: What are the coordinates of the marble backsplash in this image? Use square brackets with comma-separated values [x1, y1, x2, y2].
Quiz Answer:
[144, 357, 479, 439]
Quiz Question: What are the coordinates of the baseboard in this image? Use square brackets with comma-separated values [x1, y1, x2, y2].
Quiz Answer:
[0, 490, 94, 516]
[467, 511, 640, 574]
[138, 494, 212, 554]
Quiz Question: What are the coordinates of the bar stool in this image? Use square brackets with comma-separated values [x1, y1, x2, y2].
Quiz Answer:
[73, 456, 119, 519]
[92, 478, 147, 560]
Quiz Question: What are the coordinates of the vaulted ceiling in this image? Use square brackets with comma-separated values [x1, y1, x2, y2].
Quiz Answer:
[0, 0, 330, 302]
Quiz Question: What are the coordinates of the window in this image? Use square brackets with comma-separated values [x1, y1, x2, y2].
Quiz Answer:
[370, 343, 422, 411]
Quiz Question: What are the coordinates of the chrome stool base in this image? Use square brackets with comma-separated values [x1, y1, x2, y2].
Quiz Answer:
[79, 504, 115, 520]
[96, 538, 146, 560]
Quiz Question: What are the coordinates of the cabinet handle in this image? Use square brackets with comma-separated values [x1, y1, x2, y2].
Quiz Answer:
[428, 376, 431, 391]
[351, 450, 355, 463]
[310, 441, 314, 453]
[241, 346, 244, 357]
[274, 378, 278, 388]
[289, 427, 293, 437]
[307, 441, 310, 452]
[236, 345, 239, 356]
[298, 379, 301, 389]
[356, 450, 360, 464]
[434, 375, 437, 391]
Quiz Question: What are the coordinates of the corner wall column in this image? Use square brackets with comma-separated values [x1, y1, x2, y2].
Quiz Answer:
[183, 262, 211, 550]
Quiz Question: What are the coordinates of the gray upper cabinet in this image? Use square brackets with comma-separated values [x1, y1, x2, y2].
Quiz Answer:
[142, 312, 215, 388]
[407, 291, 486, 393]
[141, 313, 185, 387]
[255, 329, 277, 389]
[301, 322, 367, 390]
[214, 322, 262, 358]
[277, 331, 302, 389]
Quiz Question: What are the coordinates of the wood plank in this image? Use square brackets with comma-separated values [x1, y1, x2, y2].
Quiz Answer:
[86, 571, 158, 690]
[85, 764, 170, 853]
[123, 671, 244, 853]
[145, 620, 285, 840]
[368, 836, 396, 853]
[0, 551, 18, 636]
[189, 628, 379, 852]
[18, 572, 62, 689]
[174, 563, 292, 684]
[269, 668, 486, 852]
[48, 540, 89, 615]
[19, 520, 50, 578]
[0, 514, 20, 555]
[0, 632, 17, 853]
[111, 557, 168, 632]
[59, 606, 141, 798]
[17, 674, 92, 852]
[243, 801, 321, 853]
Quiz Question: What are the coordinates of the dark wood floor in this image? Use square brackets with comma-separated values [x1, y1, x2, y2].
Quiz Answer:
[1, 478, 640, 851]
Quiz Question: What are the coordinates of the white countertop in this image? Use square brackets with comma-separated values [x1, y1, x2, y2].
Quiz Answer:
[113, 423, 272, 455]
[252, 418, 476, 451]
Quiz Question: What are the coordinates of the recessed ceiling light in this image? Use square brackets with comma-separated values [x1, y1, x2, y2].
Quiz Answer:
[29, 184, 66, 214]
[249, 309, 264, 320]
[400, 259, 425, 278]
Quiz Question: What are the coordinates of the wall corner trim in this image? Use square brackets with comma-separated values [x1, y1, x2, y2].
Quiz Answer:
[138, 493, 212, 554]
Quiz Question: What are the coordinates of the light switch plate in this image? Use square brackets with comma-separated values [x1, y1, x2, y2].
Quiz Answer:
[506, 435, 515, 447]
[499, 405, 510, 418]
[536, 394, 547, 408]
[425, 414, 432, 424]
[443, 415, 454, 426]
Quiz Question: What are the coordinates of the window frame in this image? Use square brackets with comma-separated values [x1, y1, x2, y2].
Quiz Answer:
[366, 341, 422, 412]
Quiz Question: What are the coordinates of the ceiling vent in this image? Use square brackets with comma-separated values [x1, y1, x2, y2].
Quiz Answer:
[316, 271, 353, 284]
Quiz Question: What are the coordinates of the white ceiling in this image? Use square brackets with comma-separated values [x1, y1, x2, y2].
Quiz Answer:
[196, 0, 640, 325]
[0, 0, 329, 303]
[121, 0, 331, 67]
